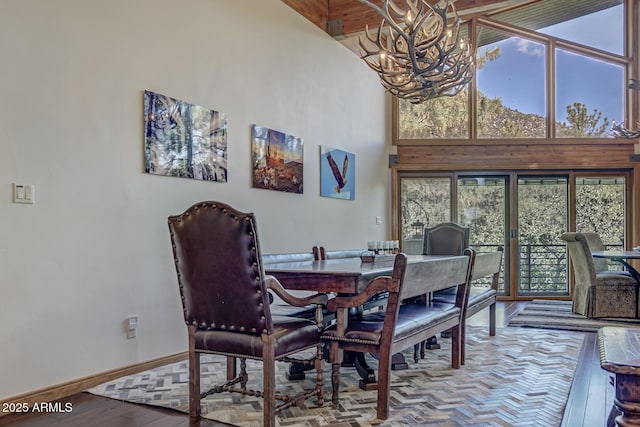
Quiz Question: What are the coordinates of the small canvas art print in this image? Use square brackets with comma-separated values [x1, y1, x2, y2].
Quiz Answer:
[320, 146, 355, 200]
[251, 125, 303, 194]
[144, 90, 227, 182]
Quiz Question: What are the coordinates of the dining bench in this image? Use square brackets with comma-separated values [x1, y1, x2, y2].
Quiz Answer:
[426, 247, 503, 362]
[321, 250, 476, 420]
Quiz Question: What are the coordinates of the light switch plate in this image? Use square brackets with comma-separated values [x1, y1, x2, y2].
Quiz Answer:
[13, 183, 34, 204]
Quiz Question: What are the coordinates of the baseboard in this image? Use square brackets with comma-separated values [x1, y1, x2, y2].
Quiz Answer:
[0, 351, 187, 416]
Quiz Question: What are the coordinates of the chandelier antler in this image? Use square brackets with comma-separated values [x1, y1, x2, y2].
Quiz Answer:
[358, 0, 474, 104]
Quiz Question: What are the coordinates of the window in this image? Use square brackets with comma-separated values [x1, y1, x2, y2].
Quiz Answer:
[394, 0, 631, 141]
[397, 92, 469, 139]
[396, 171, 631, 299]
[476, 27, 546, 138]
[531, 1, 624, 55]
[555, 50, 624, 137]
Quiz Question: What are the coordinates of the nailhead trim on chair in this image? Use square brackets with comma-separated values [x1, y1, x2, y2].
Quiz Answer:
[322, 336, 379, 345]
[170, 202, 273, 333]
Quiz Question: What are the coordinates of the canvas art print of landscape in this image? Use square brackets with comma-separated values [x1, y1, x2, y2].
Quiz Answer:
[251, 125, 303, 194]
[144, 90, 227, 182]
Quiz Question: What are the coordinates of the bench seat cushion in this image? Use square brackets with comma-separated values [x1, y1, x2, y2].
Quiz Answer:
[433, 286, 496, 308]
[322, 302, 459, 345]
[270, 297, 336, 327]
[395, 302, 460, 341]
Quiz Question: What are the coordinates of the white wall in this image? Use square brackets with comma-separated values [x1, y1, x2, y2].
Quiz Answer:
[0, 0, 390, 399]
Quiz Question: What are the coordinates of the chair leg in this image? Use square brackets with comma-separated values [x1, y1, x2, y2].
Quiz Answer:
[327, 340, 341, 407]
[315, 343, 324, 407]
[489, 302, 496, 336]
[450, 325, 461, 369]
[263, 335, 276, 427]
[226, 356, 236, 381]
[376, 349, 392, 420]
[460, 321, 467, 365]
[188, 331, 201, 420]
[330, 362, 341, 406]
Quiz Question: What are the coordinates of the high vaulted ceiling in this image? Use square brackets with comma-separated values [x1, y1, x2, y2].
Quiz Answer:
[281, 0, 625, 56]
[281, 0, 538, 39]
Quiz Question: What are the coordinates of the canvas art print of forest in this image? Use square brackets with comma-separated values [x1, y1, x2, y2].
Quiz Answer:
[144, 90, 227, 182]
[251, 125, 303, 194]
[320, 145, 355, 200]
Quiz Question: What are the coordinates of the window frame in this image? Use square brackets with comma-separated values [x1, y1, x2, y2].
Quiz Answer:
[392, 0, 636, 144]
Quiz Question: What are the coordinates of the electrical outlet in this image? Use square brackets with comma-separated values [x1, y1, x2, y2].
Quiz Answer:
[376, 216, 382, 225]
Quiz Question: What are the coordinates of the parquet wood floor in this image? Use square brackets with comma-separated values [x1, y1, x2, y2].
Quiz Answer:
[1, 301, 614, 427]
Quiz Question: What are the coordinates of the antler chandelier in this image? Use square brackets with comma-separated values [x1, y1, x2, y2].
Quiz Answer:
[358, 0, 474, 104]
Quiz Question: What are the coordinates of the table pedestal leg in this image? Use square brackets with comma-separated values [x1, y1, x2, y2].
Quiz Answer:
[613, 373, 640, 426]
[355, 353, 377, 390]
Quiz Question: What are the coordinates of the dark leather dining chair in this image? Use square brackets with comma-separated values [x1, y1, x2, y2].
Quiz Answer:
[423, 222, 470, 257]
[168, 201, 327, 426]
[419, 222, 469, 353]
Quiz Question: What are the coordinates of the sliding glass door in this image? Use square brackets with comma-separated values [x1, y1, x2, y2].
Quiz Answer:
[396, 170, 631, 300]
[516, 176, 568, 296]
[398, 174, 509, 293]
[575, 175, 626, 248]
[456, 176, 508, 293]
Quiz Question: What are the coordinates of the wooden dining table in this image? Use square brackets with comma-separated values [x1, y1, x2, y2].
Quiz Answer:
[265, 253, 470, 386]
[265, 254, 467, 293]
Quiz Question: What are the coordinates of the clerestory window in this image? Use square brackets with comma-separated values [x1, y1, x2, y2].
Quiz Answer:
[395, 0, 630, 141]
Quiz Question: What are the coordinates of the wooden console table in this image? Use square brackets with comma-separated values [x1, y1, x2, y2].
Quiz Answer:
[599, 326, 640, 426]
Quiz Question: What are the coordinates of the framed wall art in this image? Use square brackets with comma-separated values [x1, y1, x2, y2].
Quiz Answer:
[320, 145, 355, 200]
[144, 90, 227, 182]
[251, 124, 303, 194]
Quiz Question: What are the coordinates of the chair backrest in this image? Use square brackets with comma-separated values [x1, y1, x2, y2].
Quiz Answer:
[168, 201, 273, 335]
[401, 250, 474, 302]
[423, 222, 470, 256]
[560, 232, 597, 284]
[581, 232, 609, 273]
[263, 252, 315, 265]
[312, 246, 326, 261]
[312, 246, 366, 261]
[472, 246, 504, 284]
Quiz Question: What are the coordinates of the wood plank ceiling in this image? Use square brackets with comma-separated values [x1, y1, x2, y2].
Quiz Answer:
[280, 0, 537, 39]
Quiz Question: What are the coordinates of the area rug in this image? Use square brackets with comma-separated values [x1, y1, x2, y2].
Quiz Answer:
[88, 326, 584, 426]
[508, 299, 640, 332]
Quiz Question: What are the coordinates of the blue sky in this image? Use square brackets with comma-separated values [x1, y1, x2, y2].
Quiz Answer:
[476, 4, 624, 125]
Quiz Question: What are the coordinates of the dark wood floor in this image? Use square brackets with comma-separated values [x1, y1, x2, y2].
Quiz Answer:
[1, 301, 613, 427]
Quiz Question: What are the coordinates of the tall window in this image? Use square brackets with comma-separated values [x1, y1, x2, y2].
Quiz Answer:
[395, 0, 630, 141]
[397, 25, 471, 140]
[476, 27, 546, 138]
[555, 50, 624, 137]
